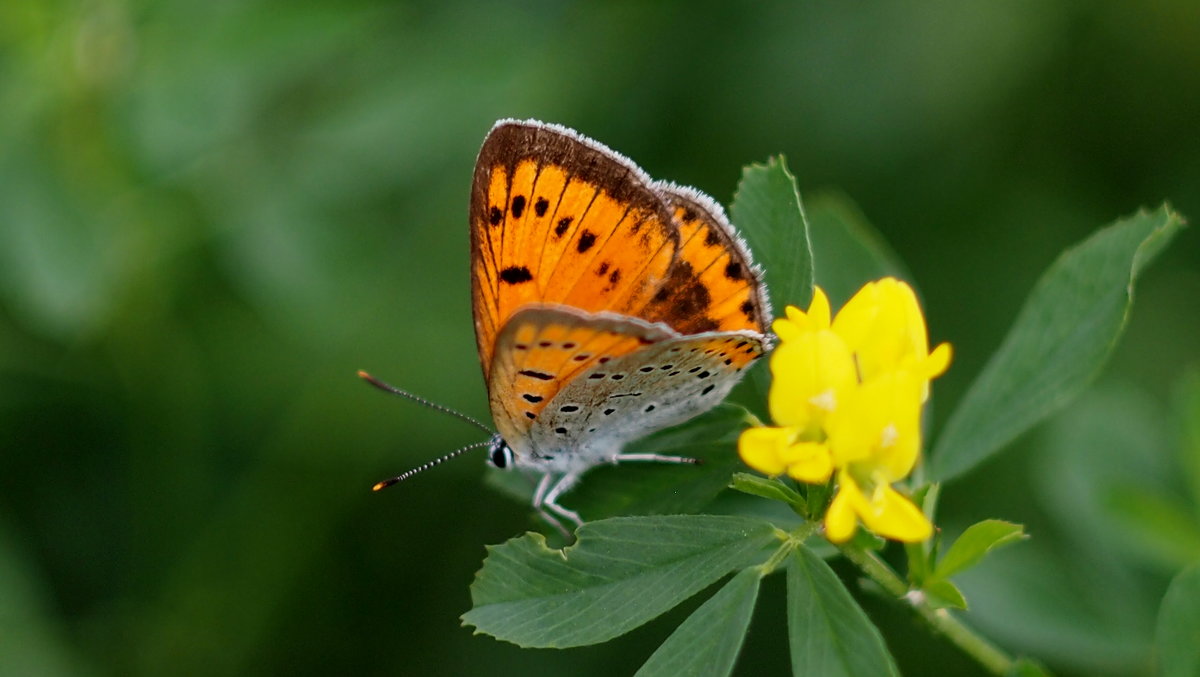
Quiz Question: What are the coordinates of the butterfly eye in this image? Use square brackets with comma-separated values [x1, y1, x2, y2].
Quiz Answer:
[489, 441, 514, 470]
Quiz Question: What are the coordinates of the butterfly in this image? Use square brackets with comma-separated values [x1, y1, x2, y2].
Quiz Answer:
[370, 119, 771, 535]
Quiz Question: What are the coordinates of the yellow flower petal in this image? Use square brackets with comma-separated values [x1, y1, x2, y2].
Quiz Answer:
[780, 441, 834, 483]
[826, 370, 923, 476]
[832, 277, 933, 384]
[858, 485, 933, 543]
[925, 342, 953, 379]
[825, 474, 862, 543]
[807, 286, 831, 330]
[768, 329, 857, 429]
[737, 426, 796, 476]
[772, 316, 804, 343]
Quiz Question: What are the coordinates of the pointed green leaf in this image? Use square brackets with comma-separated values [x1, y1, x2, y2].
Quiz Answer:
[806, 191, 910, 308]
[931, 205, 1185, 481]
[462, 515, 778, 648]
[635, 568, 761, 677]
[1155, 564, 1200, 677]
[932, 520, 1027, 581]
[729, 472, 805, 509]
[788, 546, 900, 677]
[730, 156, 814, 313]
[923, 579, 968, 610]
[728, 156, 814, 414]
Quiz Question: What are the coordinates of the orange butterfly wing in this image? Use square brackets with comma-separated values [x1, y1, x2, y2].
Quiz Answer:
[642, 184, 771, 350]
[485, 305, 676, 457]
[470, 120, 772, 452]
[470, 121, 680, 379]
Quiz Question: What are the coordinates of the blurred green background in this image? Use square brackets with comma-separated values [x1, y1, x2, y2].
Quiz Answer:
[2, 2, 1198, 675]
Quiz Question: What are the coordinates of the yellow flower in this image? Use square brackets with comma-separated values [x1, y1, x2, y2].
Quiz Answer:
[825, 469, 933, 543]
[737, 278, 950, 544]
[832, 278, 952, 397]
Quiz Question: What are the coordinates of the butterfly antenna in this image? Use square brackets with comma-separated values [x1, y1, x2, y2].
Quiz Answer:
[357, 370, 493, 434]
[372, 440, 493, 491]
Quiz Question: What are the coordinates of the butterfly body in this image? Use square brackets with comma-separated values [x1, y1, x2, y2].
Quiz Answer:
[471, 120, 771, 532]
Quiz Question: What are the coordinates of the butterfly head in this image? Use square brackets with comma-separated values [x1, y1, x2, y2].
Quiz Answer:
[486, 434, 515, 470]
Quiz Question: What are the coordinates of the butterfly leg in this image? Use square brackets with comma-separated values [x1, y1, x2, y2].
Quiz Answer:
[531, 472, 583, 539]
[612, 453, 702, 465]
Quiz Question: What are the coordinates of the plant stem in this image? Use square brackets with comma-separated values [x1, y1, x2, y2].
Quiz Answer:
[839, 544, 1014, 675]
[757, 523, 818, 576]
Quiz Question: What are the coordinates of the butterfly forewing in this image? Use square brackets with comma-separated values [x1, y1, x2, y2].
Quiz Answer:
[471, 121, 680, 378]
[642, 184, 771, 336]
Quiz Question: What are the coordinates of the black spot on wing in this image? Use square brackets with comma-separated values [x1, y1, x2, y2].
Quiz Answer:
[511, 195, 526, 218]
[500, 266, 533, 284]
[518, 369, 554, 380]
[577, 230, 597, 253]
[534, 197, 549, 217]
[725, 261, 744, 280]
[489, 206, 503, 226]
[555, 217, 572, 237]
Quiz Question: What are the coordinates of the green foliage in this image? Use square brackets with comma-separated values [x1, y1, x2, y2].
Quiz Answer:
[731, 157, 814, 313]
[931, 205, 1185, 481]
[635, 568, 761, 677]
[729, 472, 806, 512]
[932, 520, 1027, 582]
[728, 157, 814, 412]
[1155, 564, 1200, 677]
[787, 547, 900, 677]
[462, 515, 778, 648]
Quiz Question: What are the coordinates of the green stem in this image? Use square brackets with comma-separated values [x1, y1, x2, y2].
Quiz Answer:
[839, 544, 1014, 675]
[758, 523, 819, 576]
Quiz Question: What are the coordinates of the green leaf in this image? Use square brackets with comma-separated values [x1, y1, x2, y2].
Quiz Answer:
[1155, 564, 1200, 677]
[634, 568, 761, 677]
[923, 579, 968, 610]
[729, 472, 805, 509]
[462, 515, 778, 648]
[729, 156, 814, 313]
[728, 156, 814, 416]
[932, 520, 1026, 581]
[787, 546, 900, 677]
[805, 191, 910, 309]
[931, 204, 1185, 481]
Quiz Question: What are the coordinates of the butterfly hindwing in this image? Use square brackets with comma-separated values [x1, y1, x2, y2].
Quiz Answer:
[531, 332, 767, 463]
[487, 305, 677, 459]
